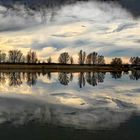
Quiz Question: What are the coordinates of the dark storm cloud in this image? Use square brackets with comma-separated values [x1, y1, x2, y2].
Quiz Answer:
[0, 0, 140, 16]
[0, 0, 140, 17]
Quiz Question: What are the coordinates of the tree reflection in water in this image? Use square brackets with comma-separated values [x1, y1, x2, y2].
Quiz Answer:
[86, 72, 105, 87]
[9, 72, 22, 87]
[0, 72, 6, 85]
[58, 72, 71, 86]
[26, 73, 38, 86]
[110, 71, 122, 79]
[78, 72, 86, 88]
[0, 70, 139, 87]
[130, 70, 140, 80]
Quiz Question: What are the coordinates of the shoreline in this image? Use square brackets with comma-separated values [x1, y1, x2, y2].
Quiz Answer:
[0, 63, 139, 72]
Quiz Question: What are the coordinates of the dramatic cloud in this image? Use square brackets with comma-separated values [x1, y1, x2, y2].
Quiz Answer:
[0, 1, 140, 63]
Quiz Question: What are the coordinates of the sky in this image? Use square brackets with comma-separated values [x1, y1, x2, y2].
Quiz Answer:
[0, 0, 140, 63]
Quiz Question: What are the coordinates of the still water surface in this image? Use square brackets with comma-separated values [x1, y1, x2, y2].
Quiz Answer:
[0, 70, 140, 139]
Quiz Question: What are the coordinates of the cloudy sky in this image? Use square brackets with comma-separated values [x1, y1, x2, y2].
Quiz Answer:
[0, 0, 140, 63]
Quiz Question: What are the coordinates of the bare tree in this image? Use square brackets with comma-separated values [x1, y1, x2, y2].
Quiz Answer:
[0, 51, 6, 63]
[47, 57, 52, 63]
[26, 50, 38, 63]
[78, 50, 86, 65]
[92, 52, 98, 64]
[130, 57, 140, 65]
[70, 56, 74, 64]
[86, 52, 100, 64]
[111, 58, 122, 65]
[97, 55, 105, 64]
[58, 52, 70, 64]
[8, 50, 23, 63]
[86, 53, 92, 64]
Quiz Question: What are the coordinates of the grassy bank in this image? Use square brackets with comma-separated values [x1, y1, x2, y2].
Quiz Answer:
[0, 63, 139, 72]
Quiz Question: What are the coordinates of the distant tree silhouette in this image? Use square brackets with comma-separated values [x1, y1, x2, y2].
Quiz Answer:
[47, 57, 52, 63]
[26, 50, 38, 63]
[8, 50, 23, 63]
[0, 51, 6, 63]
[58, 52, 70, 64]
[91, 52, 98, 64]
[130, 57, 140, 65]
[86, 52, 105, 64]
[86, 53, 92, 64]
[70, 56, 74, 64]
[21, 56, 26, 63]
[97, 55, 105, 64]
[78, 50, 86, 65]
[111, 58, 122, 65]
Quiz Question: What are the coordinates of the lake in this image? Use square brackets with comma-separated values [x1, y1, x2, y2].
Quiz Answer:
[0, 0, 140, 139]
[0, 70, 140, 140]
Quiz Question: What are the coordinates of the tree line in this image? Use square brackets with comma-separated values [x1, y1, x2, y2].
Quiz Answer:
[0, 50, 38, 63]
[0, 49, 140, 65]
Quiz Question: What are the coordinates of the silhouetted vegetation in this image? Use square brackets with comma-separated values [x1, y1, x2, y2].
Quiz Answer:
[78, 50, 86, 65]
[86, 52, 105, 64]
[47, 57, 52, 64]
[0, 51, 6, 63]
[8, 50, 24, 63]
[111, 58, 122, 66]
[130, 57, 140, 65]
[26, 50, 38, 63]
[0, 49, 139, 67]
[70, 57, 74, 64]
[58, 52, 70, 64]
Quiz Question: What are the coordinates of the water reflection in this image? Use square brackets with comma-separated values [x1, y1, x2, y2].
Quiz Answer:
[0, 70, 139, 87]
[130, 70, 140, 80]
[110, 71, 122, 79]
[0, 69, 139, 133]
[58, 72, 71, 86]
